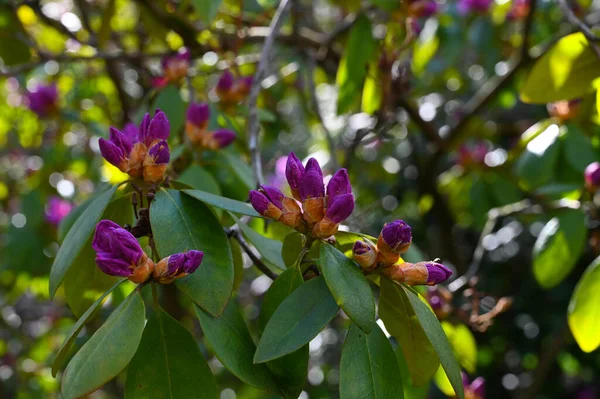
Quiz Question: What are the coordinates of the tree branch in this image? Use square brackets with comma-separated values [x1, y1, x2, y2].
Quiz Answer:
[557, 0, 600, 59]
[228, 227, 279, 280]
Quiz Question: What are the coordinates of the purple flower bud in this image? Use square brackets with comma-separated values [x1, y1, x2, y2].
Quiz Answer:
[145, 109, 170, 144]
[353, 240, 377, 270]
[182, 250, 203, 274]
[325, 193, 354, 223]
[147, 140, 170, 164]
[326, 168, 352, 206]
[424, 261, 452, 285]
[27, 83, 58, 117]
[249, 190, 270, 214]
[260, 185, 285, 209]
[585, 162, 600, 188]
[177, 48, 190, 62]
[166, 253, 185, 275]
[381, 220, 412, 251]
[305, 158, 323, 179]
[299, 158, 324, 200]
[238, 76, 253, 90]
[212, 128, 236, 148]
[96, 255, 133, 277]
[187, 103, 211, 127]
[217, 70, 235, 92]
[139, 113, 151, 141]
[122, 122, 139, 143]
[109, 127, 133, 155]
[98, 138, 125, 167]
[286, 152, 305, 193]
[93, 220, 144, 277]
[421, 0, 438, 16]
[45, 196, 72, 225]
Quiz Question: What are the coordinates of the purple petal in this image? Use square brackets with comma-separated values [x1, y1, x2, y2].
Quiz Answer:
[217, 70, 234, 91]
[470, 377, 485, 398]
[305, 158, 323, 180]
[138, 113, 151, 144]
[122, 123, 139, 143]
[381, 220, 412, 250]
[285, 152, 305, 192]
[146, 110, 170, 143]
[148, 140, 170, 164]
[425, 262, 452, 284]
[299, 170, 325, 200]
[167, 252, 186, 275]
[109, 229, 144, 264]
[325, 193, 354, 223]
[353, 240, 372, 255]
[187, 103, 210, 127]
[260, 185, 284, 209]
[98, 138, 124, 167]
[326, 168, 352, 205]
[182, 250, 203, 274]
[109, 127, 133, 155]
[585, 162, 600, 187]
[249, 190, 270, 214]
[92, 220, 123, 253]
[46, 197, 72, 225]
[212, 128, 236, 148]
[96, 255, 133, 277]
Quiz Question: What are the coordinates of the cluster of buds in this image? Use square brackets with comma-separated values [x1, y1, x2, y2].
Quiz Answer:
[547, 99, 581, 123]
[216, 70, 253, 105]
[45, 196, 73, 226]
[27, 83, 59, 118]
[185, 103, 236, 150]
[458, 0, 493, 14]
[462, 373, 485, 399]
[153, 49, 191, 88]
[93, 220, 203, 284]
[99, 109, 170, 184]
[353, 220, 452, 286]
[585, 162, 600, 191]
[249, 152, 354, 239]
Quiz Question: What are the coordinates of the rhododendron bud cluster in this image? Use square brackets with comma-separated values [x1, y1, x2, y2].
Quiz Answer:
[352, 220, 452, 286]
[249, 152, 354, 239]
[93, 220, 202, 284]
[216, 70, 253, 105]
[153, 49, 191, 87]
[185, 102, 236, 150]
[99, 109, 171, 184]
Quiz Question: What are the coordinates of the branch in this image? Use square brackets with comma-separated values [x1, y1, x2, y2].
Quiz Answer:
[228, 227, 279, 280]
[396, 96, 444, 147]
[246, 0, 292, 187]
[557, 0, 600, 59]
[448, 198, 582, 292]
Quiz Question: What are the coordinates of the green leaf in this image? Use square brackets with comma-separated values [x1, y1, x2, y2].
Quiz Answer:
[233, 214, 286, 270]
[192, 0, 223, 24]
[362, 60, 382, 114]
[125, 309, 218, 399]
[340, 323, 404, 399]
[319, 244, 376, 333]
[533, 209, 587, 289]
[58, 188, 106, 241]
[568, 255, 600, 352]
[254, 276, 339, 363]
[97, 0, 116, 49]
[50, 185, 118, 298]
[0, 6, 31, 66]
[195, 301, 280, 394]
[259, 266, 308, 399]
[562, 125, 597, 173]
[282, 232, 307, 267]
[396, 349, 429, 399]
[336, 15, 376, 114]
[61, 292, 145, 399]
[63, 196, 134, 317]
[433, 366, 456, 396]
[441, 322, 477, 373]
[150, 189, 233, 316]
[52, 279, 125, 377]
[178, 165, 222, 195]
[403, 285, 464, 399]
[521, 33, 600, 103]
[379, 278, 439, 386]
[183, 189, 259, 217]
[154, 85, 186, 134]
[515, 123, 561, 190]
[257, 0, 279, 10]
[413, 27, 439, 77]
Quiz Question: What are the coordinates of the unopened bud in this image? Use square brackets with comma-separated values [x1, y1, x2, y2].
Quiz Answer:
[353, 240, 378, 270]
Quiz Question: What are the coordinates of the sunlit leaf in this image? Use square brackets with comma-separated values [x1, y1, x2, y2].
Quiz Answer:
[568, 256, 600, 352]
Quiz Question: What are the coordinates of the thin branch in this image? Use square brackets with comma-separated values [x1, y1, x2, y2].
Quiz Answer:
[396, 96, 444, 147]
[448, 198, 582, 292]
[246, 0, 292, 187]
[557, 0, 600, 59]
[229, 228, 279, 280]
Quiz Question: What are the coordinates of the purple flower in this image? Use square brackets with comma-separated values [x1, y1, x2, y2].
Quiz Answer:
[92, 220, 150, 282]
[122, 122, 139, 142]
[187, 103, 211, 128]
[27, 83, 58, 117]
[299, 158, 325, 200]
[325, 193, 354, 223]
[424, 261, 452, 284]
[458, 0, 493, 14]
[45, 196, 72, 225]
[286, 152, 305, 199]
[160, 48, 191, 84]
[463, 373, 485, 399]
[217, 70, 235, 92]
[585, 162, 600, 188]
[380, 220, 412, 253]
[140, 109, 170, 146]
[154, 250, 204, 284]
[147, 140, 170, 164]
[212, 128, 236, 148]
[326, 168, 352, 207]
[249, 188, 284, 220]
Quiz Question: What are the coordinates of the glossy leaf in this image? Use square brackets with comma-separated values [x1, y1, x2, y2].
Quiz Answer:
[281, 232, 306, 267]
[403, 285, 464, 399]
[533, 209, 587, 289]
[192, 0, 223, 24]
[568, 256, 600, 352]
[195, 301, 280, 394]
[336, 15, 376, 114]
[150, 189, 234, 316]
[562, 125, 597, 173]
[183, 189, 259, 217]
[413, 28, 440, 77]
[515, 123, 561, 190]
[154, 85, 186, 133]
[178, 165, 221, 195]
[259, 266, 308, 399]
[125, 309, 217, 399]
[52, 279, 125, 377]
[61, 292, 145, 399]
[362, 60, 382, 114]
[0, 7, 31, 66]
[319, 243, 376, 333]
[379, 278, 439, 386]
[521, 33, 600, 103]
[340, 323, 404, 399]
[234, 214, 286, 270]
[441, 322, 477, 373]
[50, 185, 118, 298]
[254, 276, 339, 363]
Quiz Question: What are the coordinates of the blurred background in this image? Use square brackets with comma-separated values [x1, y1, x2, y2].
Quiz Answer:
[1, 0, 600, 398]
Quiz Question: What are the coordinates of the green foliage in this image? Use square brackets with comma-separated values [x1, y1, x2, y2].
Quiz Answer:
[568, 256, 600, 353]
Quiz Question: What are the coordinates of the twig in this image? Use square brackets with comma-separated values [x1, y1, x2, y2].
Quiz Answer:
[246, 0, 292, 187]
[230, 228, 279, 280]
[557, 0, 600, 59]
[396, 96, 444, 147]
[305, 55, 339, 169]
[448, 198, 582, 292]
